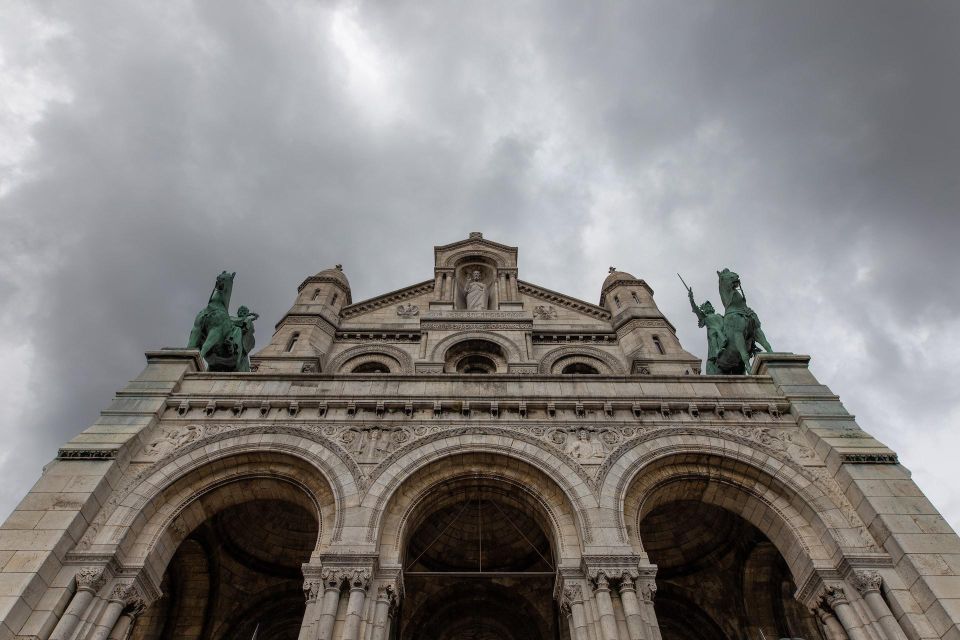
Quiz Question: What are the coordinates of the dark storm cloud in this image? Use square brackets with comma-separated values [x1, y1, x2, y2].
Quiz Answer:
[1, 0, 959, 526]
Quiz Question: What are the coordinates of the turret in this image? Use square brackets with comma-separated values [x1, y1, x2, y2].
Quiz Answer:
[251, 265, 351, 373]
[600, 267, 701, 375]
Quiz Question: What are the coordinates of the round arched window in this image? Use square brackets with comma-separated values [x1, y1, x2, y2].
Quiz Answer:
[561, 362, 600, 375]
[456, 354, 497, 374]
[352, 361, 390, 373]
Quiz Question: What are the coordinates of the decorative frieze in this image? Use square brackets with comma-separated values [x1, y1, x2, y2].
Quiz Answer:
[57, 449, 118, 460]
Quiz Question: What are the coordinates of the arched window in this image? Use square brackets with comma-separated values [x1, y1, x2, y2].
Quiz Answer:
[330, 292, 338, 305]
[614, 294, 621, 309]
[352, 361, 390, 373]
[561, 362, 600, 375]
[631, 291, 640, 305]
[311, 288, 321, 301]
[285, 332, 300, 352]
[457, 354, 497, 374]
[652, 335, 666, 355]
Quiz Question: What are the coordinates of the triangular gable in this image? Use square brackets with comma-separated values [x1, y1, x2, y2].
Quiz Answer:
[340, 279, 435, 321]
[517, 280, 611, 322]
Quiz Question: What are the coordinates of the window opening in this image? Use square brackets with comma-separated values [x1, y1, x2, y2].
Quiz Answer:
[285, 332, 300, 352]
[653, 335, 665, 355]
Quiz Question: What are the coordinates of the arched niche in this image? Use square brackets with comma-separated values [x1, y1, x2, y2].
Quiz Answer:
[442, 338, 508, 373]
[453, 255, 498, 310]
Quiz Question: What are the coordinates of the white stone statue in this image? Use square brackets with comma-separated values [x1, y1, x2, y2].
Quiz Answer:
[464, 270, 487, 311]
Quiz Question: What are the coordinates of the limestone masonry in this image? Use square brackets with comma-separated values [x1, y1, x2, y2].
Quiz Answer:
[1, 234, 958, 640]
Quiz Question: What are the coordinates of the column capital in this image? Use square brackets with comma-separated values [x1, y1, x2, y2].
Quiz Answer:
[303, 577, 322, 602]
[589, 569, 612, 591]
[617, 571, 638, 593]
[343, 567, 372, 591]
[75, 567, 106, 593]
[108, 582, 144, 608]
[850, 570, 883, 595]
[638, 578, 657, 602]
[820, 584, 849, 609]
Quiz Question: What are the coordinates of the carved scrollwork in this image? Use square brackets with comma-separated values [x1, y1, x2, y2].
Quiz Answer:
[851, 570, 882, 595]
[75, 567, 106, 592]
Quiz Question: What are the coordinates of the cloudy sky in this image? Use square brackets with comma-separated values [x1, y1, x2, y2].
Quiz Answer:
[1, 1, 958, 531]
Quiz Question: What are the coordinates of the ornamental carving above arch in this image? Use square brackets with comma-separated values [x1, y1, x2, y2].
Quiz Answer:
[538, 345, 626, 374]
[327, 344, 415, 374]
[429, 330, 524, 363]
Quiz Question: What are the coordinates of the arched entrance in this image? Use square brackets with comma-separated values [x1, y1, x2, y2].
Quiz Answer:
[638, 497, 823, 640]
[398, 479, 559, 640]
[129, 479, 321, 640]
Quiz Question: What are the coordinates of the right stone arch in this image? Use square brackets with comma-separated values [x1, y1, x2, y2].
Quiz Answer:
[616, 449, 838, 640]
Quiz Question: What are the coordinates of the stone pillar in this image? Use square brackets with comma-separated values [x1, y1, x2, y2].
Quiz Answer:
[370, 583, 397, 640]
[591, 571, 621, 640]
[617, 573, 646, 640]
[107, 601, 146, 640]
[299, 575, 322, 640]
[341, 568, 371, 640]
[89, 584, 142, 640]
[639, 580, 661, 640]
[815, 604, 851, 640]
[563, 584, 590, 640]
[316, 568, 344, 640]
[852, 571, 908, 640]
[823, 585, 870, 640]
[49, 568, 105, 640]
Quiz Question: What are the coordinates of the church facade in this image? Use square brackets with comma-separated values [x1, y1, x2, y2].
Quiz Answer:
[1, 233, 958, 640]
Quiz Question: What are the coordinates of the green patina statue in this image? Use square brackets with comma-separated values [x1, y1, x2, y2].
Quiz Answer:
[187, 271, 259, 372]
[680, 270, 773, 375]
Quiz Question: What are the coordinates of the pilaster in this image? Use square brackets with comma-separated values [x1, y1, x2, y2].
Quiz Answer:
[755, 353, 960, 640]
[0, 350, 200, 639]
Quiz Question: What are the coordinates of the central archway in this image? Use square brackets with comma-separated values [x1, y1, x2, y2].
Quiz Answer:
[399, 479, 558, 640]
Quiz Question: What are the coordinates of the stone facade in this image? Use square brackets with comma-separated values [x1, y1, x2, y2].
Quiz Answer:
[1, 233, 958, 640]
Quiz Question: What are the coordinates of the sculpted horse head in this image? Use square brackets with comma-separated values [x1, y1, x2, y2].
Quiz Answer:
[716, 268, 744, 311]
[208, 271, 236, 309]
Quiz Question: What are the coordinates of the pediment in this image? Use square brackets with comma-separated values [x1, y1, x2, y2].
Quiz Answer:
[340, 280, 435, 322]
[518, 280, 611, 324]
[434, 234, 518, 269]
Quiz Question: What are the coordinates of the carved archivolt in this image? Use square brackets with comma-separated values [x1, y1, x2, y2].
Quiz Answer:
[440, 248, 511, 269]
[429, 330, 524, 363]
[538, 346, 626, 374]
[328, 344, 414, 374]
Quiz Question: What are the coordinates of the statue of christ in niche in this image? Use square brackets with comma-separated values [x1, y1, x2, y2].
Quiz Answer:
[465, 270, 487, 310]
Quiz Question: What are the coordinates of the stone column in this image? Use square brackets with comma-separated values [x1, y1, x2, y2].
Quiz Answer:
[563, 584, 590, 640]
[823, 585, 870, 640]
[370, 583, 397, 640]
[299, 576, 322, 640]
[107, 601, 146, 640]
[316, 568, 344, 640]
[341, 568, 371, 640]
[90, 584, 142, 640]
[590, 571, 621, 640]
[815, 604, 850, 640]
[639, 580, 661, 640]
[617, 573, 646, 640]
[852, 571, 908, 640]
[49, 568, 105, 640]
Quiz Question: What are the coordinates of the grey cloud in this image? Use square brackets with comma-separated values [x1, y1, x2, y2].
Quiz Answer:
[1, 0, 959, 527]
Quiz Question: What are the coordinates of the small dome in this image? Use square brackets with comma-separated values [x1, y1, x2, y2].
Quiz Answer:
[602, 267, 637, 290]
[313, 264, 350, 288]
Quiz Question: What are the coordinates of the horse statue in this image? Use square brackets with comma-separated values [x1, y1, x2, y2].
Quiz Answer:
[681, 269, 773, 375]
[187, 271, 259, 372]
[714, 268, 772, 374]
